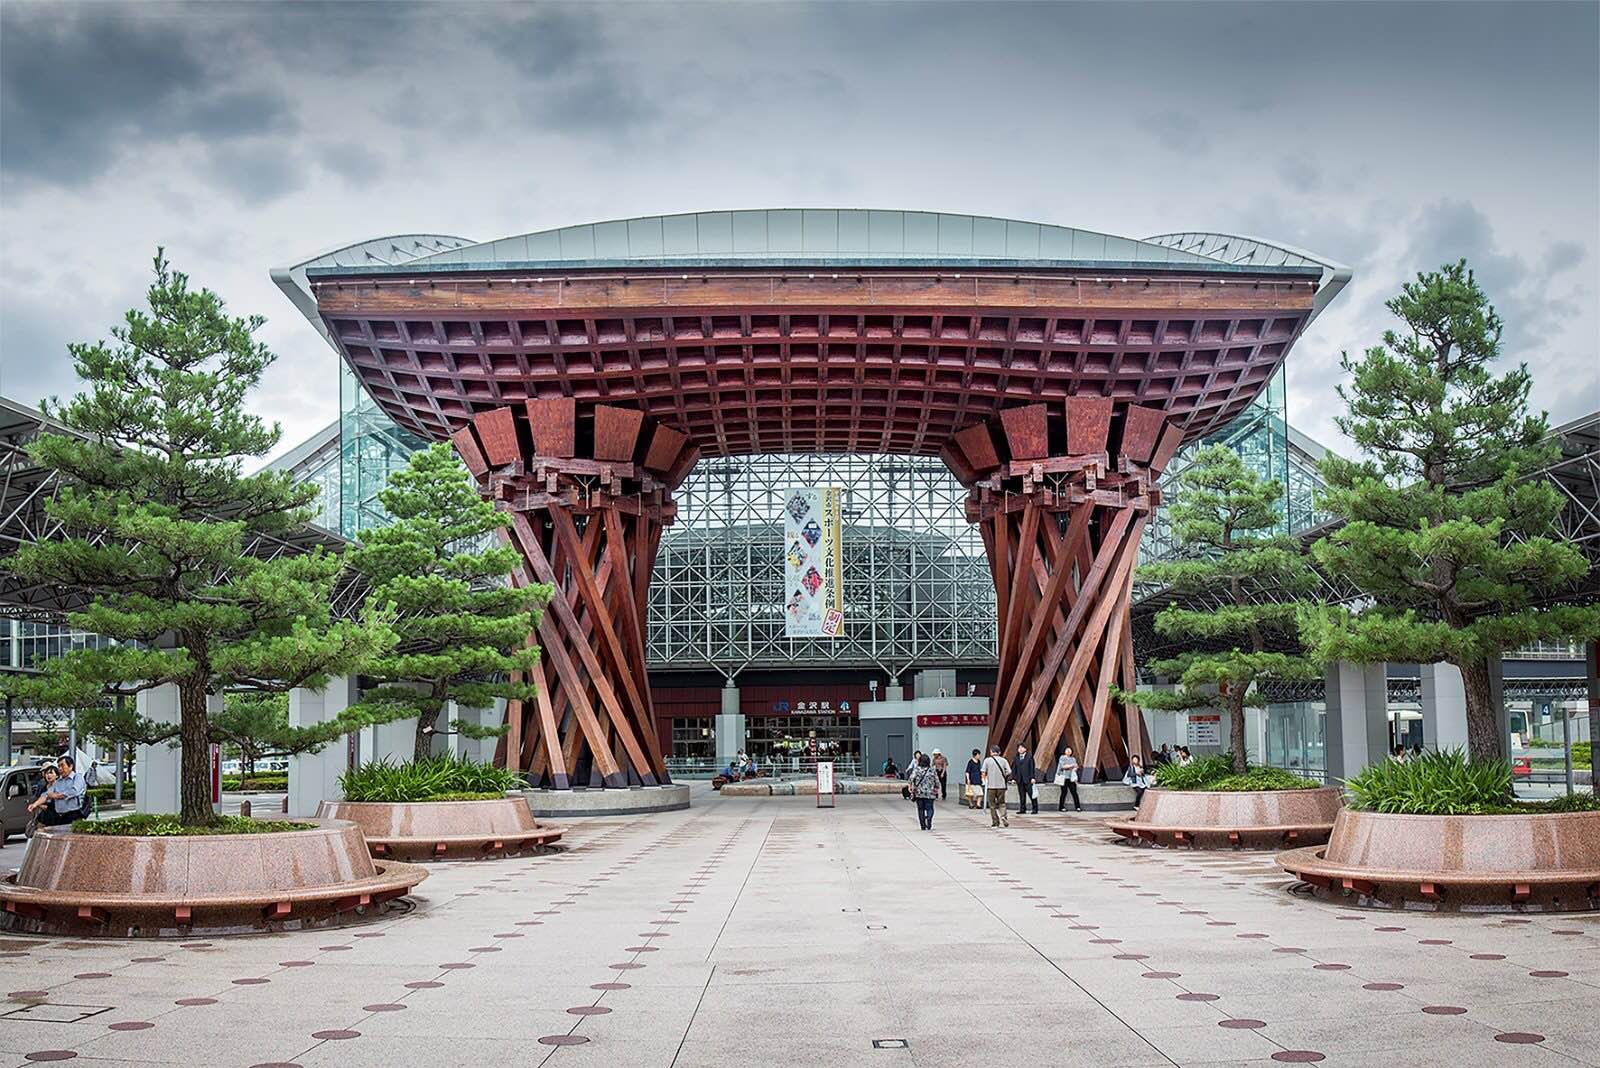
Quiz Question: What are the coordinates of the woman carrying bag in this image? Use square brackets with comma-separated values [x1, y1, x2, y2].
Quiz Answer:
[1054, 748, 1082, 812]
[908, 753, 940, 831]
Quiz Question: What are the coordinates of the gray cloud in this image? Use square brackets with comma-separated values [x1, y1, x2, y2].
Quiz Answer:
[1137, 111, 1210, 155]
[0, 6, 297, 187]
[1542, 240, 1586, 275]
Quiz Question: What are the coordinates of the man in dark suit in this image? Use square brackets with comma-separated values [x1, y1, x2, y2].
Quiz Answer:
[1013, 743, 1038, 815]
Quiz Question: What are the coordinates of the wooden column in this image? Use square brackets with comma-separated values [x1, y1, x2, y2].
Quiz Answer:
[949, 400, 1182, 781]
[453, 401, 695, 790]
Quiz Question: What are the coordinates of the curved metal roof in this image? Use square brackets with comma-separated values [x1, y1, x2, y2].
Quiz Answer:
[406, 210, 1220, 269]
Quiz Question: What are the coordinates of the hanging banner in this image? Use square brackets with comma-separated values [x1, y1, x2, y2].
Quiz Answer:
[783, 487, 844, 637]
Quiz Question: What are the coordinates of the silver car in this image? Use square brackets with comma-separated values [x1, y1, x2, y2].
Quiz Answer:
[1, 765, 48, 842]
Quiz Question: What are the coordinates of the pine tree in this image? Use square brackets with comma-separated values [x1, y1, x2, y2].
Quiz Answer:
[1, 251, 397, 826]
[1117, 446, 1322, 773]
[345, 442, 552, 762]
[1303, 261, 1599, 762]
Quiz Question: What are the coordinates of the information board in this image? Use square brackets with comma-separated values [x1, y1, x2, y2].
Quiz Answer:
[1187, 714, 1221, 746]
[816, 761, 835, 808]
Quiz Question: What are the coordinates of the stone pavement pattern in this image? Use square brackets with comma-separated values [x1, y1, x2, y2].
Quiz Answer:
[1, 785, 1596, 1067]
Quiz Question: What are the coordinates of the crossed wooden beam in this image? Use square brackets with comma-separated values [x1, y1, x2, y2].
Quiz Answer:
[943, 398, 1185, 781]
[450, 398, 696, 789]
[449, 394, 1181, 790]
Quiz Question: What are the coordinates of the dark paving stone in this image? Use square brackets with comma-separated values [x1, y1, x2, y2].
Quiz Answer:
[1363, 983, 1404, 991]
[1422, 1006, 1467, 1015]
[610, 962, 645, 970]
[232, 978, 270, 985]
[1470, 954, 1506, 960]
[280, 961, 314, 968]
[538, 1035, 589, 1046]
[405, 982, 445, 990]
[466, 947, 502, 953]
[1494, 1033, 1544, 1044]
[108, 1022, 154, 1031]
[23, 1054, 76, 1063]
[312, 1030, 360, 1040]
[363, 1004, 406, 1012]
[591, 983, 631, 991]
[1418, 939, 1452, 945]
[175, 998, 217, 1006]
[439, 963, 475, 970]
[1272, 1052, 1326, 1063]
[1219, 1018, 1266, 1029]
[1141, 971, 1181, 979]
[568, 1006, 612, 1015]
[73, 973, 111, 980]
[1113, 954, 1149, 961]
[1313, 964, 1351, 971]
[1530, 970, 1569, 978]
[1176, 993, 1219, 1002]
[130, 957, 164, 963]
[318, 946, 352, 952]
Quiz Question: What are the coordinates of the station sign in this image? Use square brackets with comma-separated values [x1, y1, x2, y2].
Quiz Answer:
[915, 714, 988, 727]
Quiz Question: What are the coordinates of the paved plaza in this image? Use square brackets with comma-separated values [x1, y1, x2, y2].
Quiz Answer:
[1, 787, 1597, 1067]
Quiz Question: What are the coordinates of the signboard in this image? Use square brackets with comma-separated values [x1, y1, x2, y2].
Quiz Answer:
[772, 698, 851, 714]
[782, 487, 844, 637]
[816, 761, 835, 808]
[1187, 714, 1222, 746]
[915, 714, 989, 728]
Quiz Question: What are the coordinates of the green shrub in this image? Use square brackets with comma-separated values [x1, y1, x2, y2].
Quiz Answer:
[339, 755, 523, 803]
[87, 784, 135, 802]
[1574, 741, 1591, 767]
[1535, 792, 1600, 813]
[1151, 754, 1317, 792]
[221, 773, 288, 792]
[72, 814, 311, 836]
[1345, 748, 1513, 814]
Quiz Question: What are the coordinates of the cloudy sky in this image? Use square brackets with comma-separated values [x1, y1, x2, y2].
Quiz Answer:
[2, 1, 1596, 462]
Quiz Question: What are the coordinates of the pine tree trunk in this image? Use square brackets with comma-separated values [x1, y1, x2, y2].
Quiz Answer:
[1459, 658, 1502, 763]
[414, 704, 440, 763]
[1227, 687, 1248, 773]
[178, 679, 216, 826]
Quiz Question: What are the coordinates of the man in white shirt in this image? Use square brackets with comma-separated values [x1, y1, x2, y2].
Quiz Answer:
[980, 745, 1012, 828]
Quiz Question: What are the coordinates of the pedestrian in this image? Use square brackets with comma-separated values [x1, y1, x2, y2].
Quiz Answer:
[1054, 747, 1081, 812]
[1156, 743, 1172, 765]
[24, 765, 58, 838]
[1177, 746, 1192, 767]
[1013, 743, 1038, 815]
[38, 754, 87, 828]
[1123, 755, 1150, 805]
[908, 750, 923, 780]
[882, 755, 899, 777]
[963, 748, 983, 808]
[931, 749, 949, 800]
[909, 753, 939, 831]
[981, 745, 1012, 828]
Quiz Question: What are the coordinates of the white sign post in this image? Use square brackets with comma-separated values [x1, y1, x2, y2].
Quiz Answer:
[816, 761, 835, 808]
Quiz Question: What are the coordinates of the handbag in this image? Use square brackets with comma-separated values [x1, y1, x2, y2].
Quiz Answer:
[901, 783, 911, 799]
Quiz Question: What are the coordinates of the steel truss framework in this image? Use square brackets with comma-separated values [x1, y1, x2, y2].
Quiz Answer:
[0, 396, 363, 623]
[649, 454, 993, 673]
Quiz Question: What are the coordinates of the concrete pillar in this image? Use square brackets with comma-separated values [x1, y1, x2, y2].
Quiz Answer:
[287, 676, 358, 818]
[1323, 661, 1389, 781]
[360, 715, 418, 767]
[136, 685, 221, 815]
[1586, 641, 1598, 786]
[1420, 663, 1469, 752]
[914, 668, 957, 699]
[446, 699, 502, 763]
[714, 681, 744, 768]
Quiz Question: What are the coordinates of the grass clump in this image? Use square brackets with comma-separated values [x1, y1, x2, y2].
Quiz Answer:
[1152, 753, 1317, 792]
[1344, 748, 1600, 814]
[339, 755, 523, 803]
[72, 814, 311, 836]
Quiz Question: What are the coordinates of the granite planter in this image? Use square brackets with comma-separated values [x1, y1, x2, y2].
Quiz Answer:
[316, 796, 562, 860]
[0, 819, 426, 936]
[1108, 786, 1342, 849]
[1278, 808, 1600, 911]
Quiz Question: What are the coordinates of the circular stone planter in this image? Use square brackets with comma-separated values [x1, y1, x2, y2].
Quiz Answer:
[522, 783, 689, 817]
[0, 819, 426, 937]
[316, 797, 562, 861]
[1108, 787, 1342, 850]
[1278, 808, 1600, 912]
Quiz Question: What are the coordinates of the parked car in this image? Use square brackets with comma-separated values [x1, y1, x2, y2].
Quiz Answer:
[2, 765, 48, 843]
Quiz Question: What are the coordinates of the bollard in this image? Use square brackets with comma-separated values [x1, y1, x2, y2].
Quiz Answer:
[240, 799, 252, 818]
